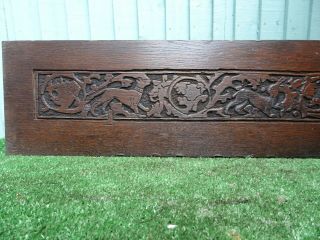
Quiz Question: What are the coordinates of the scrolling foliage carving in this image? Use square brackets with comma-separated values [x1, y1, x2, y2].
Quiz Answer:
[37, 71, 320, 120]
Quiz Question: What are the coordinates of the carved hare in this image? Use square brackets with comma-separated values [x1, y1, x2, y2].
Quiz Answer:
[225, 88, 277, 117]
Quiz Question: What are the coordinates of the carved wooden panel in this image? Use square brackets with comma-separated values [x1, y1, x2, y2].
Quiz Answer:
[37, 71, 320, 121]
[4, 41, 320, 157]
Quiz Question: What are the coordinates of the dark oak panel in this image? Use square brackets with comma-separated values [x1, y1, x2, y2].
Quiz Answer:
[3, 41, 320, 157]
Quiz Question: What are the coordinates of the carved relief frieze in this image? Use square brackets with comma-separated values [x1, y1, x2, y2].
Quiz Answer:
[36, 71, 320, 120]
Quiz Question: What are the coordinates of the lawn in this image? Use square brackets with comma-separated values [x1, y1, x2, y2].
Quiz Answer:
[0, 139, 319, 239]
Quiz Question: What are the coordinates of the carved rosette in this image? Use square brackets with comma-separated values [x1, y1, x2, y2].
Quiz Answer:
[36, 71, 320, 120]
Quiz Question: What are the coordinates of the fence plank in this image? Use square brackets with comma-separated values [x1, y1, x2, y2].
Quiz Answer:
[260, 0, 286, 40]
[65, 0, 90, 40]
[38, 0, 68, 40]
[190, 0, 213, 40]
[310, 0, 320, 39]
[165, 0, 189, 40]
[0, 0, 7, 138]
[235, 0, 260, 40]
[0, 1, 7, 40]
[213, 0, 235, 40]
[2, 0, 15, 40]
[88, 0, 115, 40]
[113, 0, 139, 40]
[286, 0, 310, 39]
[3, 0, 41, 40]
[137, 0, 165, 40]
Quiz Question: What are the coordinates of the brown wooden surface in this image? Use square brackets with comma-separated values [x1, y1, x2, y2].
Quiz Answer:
[3, 40, 320, 157]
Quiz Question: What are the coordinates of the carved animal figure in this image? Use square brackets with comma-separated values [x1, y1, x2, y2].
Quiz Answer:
[225, 88, 277, 117]
[147, 80, 172, 117]
[303, 76, 320, 105]
[91, 77, 151, 116]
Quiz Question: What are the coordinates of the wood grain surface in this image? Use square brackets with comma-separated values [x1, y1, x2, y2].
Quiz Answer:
[3, 41, 320, 157]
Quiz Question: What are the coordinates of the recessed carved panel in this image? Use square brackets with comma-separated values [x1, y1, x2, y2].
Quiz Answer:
[36, 71, 320, 120]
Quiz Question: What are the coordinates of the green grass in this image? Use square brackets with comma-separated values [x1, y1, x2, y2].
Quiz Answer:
[0, 140, 319, 239]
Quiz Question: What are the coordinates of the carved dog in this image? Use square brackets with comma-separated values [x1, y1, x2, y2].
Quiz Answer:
[91, 77, 151, 116]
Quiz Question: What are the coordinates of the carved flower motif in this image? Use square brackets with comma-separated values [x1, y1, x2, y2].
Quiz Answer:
[173, 80, 208, 113]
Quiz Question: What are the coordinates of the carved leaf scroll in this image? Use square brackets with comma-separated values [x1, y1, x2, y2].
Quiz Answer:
[36, 71, 320, 120]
